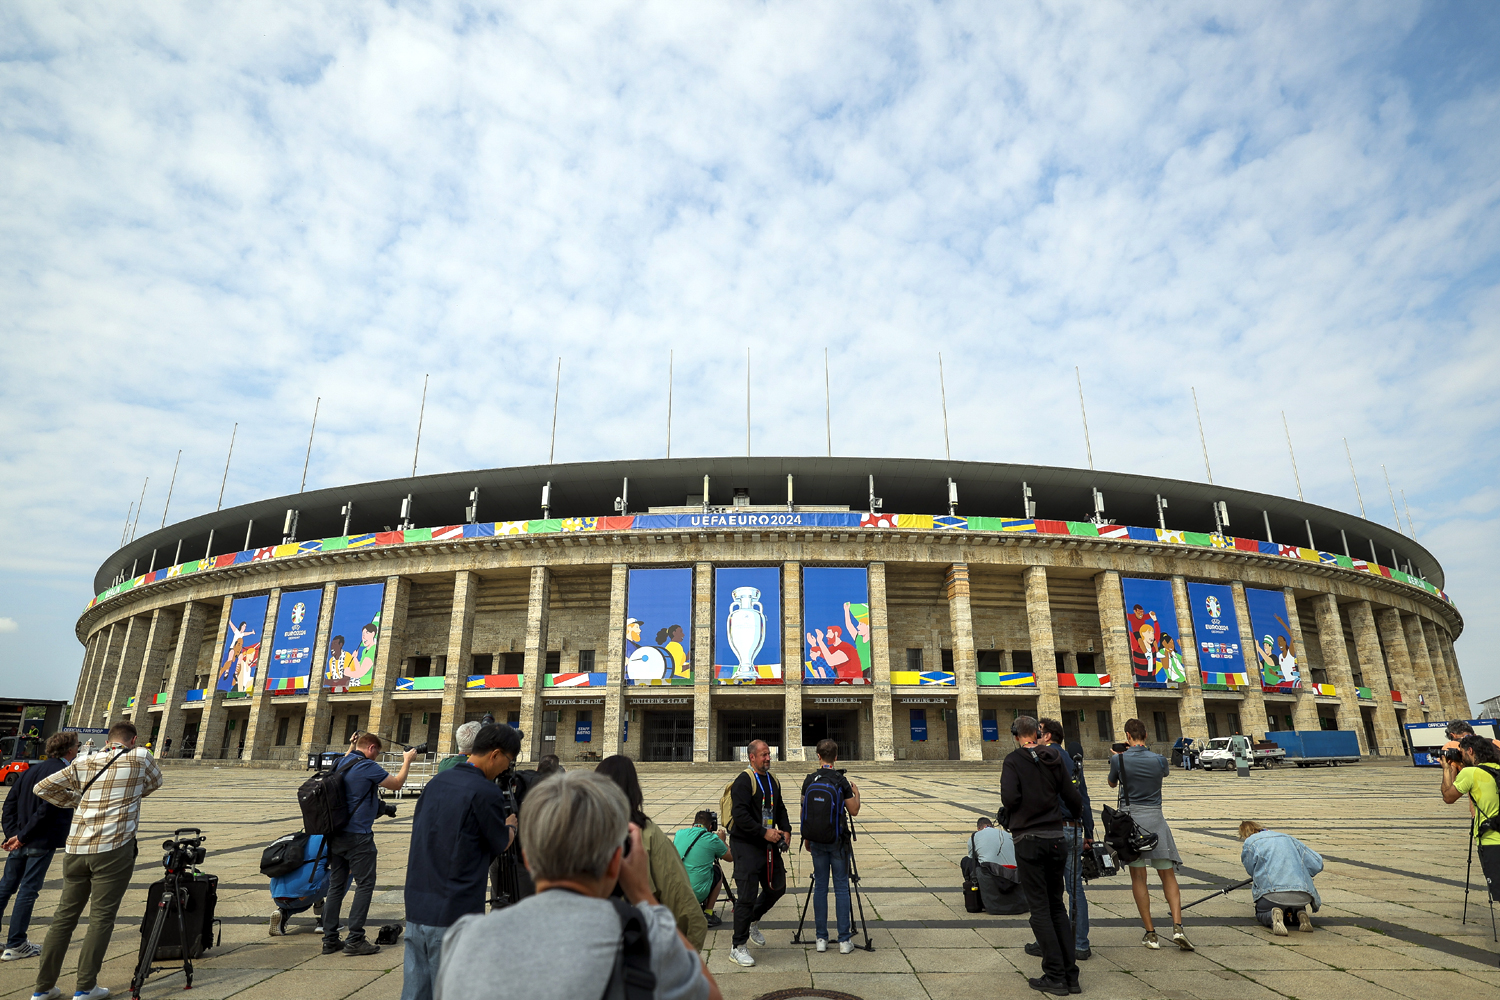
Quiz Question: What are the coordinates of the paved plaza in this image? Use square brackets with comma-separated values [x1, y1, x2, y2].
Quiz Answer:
[0, 757, 1495, 1000]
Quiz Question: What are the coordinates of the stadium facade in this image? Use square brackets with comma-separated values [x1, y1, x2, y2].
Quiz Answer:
[71, 457, 1467, 764]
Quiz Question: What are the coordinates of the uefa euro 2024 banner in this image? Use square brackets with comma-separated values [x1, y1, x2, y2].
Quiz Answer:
[267, 588, 323, 695]
[216, 594, 268, 694]
[626, 568, 693, 685]
[1244, 587, 1302, 692]
[1120, 577, 1187, 688]
[1185, 582, 1247, 686]
[803, 567, 871, 685]
[324, 582, 385, 694]
[714, 566, 782, 685]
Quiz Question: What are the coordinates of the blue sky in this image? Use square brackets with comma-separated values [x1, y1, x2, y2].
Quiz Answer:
[2, 1, 1497, 707]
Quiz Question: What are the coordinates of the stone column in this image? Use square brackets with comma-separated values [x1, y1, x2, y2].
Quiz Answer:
[436, 572, 478, 754]
[129, 608, 180, 728]
[1227, 582, 1268, 737]
[869, 562, 895, 761]
[689, 563, 711, 761]
[364, 576, 412, 743]
[1376, 608, 1417, 704]
[300, 582, 340, 756]
[1095, 571, 1138, 740]
[195, 601, 237, 760]
[1421, 620, 1459, 717]
[1402, 613, 1442, 718]
[74, 632, 105, 719]
[947, 564, 982, 761]
[243, 589, 283, 760]
[1284, 590, 1321, 732]
[516, 567, 551, 762]
[84, 623, 127, 726]
[103, 615, 151, 726]
[1310, 594, 1367, 753]
[603, 565, 630, 754]
[1347, 600, 1401, 755]
[782, 562, 804, 762]
[1024, 566, 1061, 721]
[1440, 633, 1471, 718]
[1169, 577, 1209, 742]
[159, 602, 213, 756]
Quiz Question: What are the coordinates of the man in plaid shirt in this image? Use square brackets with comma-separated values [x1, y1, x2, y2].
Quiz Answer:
[29, 721, 163, 1000]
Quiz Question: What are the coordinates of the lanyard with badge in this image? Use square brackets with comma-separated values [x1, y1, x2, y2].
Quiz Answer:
[755, 770, 775, 829]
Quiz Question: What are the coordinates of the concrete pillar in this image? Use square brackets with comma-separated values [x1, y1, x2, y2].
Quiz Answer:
[129, 608, 180, 728]
[1095, 571, 1138, 741]
[434, 572, 478, 755]
[1440, 632, 1471, 718]
[364, 576, 412, 743]
[603, 565, 630, 755]
[869, 563, 895, 761]
[1310, 594, 1367, 753]
[1348, 600, 1402, 755]
[1024, 566, 1061, 721]
[84, 623, 126, 726]
[783, 562, 804, 762]
[73, 632, 105, 718]
[1421, 619, 1459, 718]
[159, 601, 213, 757]
[1402, 613, 1442, 718]
[516, 568, 551, 762]
[1284, 590, 1321, 732]
[300, 582, 341, 756]
[1376, 608, 1418, 705]
[1169, 577, 1209, 743]
[243, 589, 283, 760]
[947, 564, 982, 761]
[195, 601, 238, 760]
[1228, 582, 1268, 738]
[688, 562, 711, 761]
[100, 615, 151, 727]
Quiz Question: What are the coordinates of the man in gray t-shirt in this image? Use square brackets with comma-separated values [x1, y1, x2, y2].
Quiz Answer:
[434, 771, 716, 1000]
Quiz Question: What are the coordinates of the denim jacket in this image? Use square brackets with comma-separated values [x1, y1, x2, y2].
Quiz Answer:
[1241, 830, 1323, 910]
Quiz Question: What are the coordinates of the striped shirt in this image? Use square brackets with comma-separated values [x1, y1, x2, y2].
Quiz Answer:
[34, 744, 163, 854]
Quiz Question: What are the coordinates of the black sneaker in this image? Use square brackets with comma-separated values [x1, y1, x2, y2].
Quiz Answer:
[1076, 947, 1091, 961]
[704, 912, 722, 928]
[1027, 977, 1071, 996]
[343, 939, 381, 957]
[1024, 941, 1042, 957]
[321, 938, 344, 955]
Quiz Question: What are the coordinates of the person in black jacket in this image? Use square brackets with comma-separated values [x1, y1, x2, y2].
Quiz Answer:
[1022, 718, 1095, 962]
[1000, 716, 1083, 996]
[0, 731, 78, 961]
[726, 739, 790, 968]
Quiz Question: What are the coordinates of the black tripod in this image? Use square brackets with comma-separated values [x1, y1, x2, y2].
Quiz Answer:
[131, 829, 207, 999]
[792, 813, 874, 952]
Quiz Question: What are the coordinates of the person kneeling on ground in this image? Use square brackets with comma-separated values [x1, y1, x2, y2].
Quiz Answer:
[967, 818, 1026, 915]
[674, 812, 728, 928]
[434, 771, 721, 1000]
[1237, 821, 1323, 935]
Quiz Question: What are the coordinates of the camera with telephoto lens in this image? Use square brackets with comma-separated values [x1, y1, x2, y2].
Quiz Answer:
[1440, 747, 1465, 764]
[377, 800, 399, 819]
[161, 829, 206, 875]
[703, 811, 719, 831]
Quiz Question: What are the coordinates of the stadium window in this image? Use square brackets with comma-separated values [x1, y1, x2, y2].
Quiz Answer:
[1152, 712, 1169, 743]
[977, 650, 1002, 670]
[410, 656, 431, 677]
[1206, 713, 1219, 739]
[545, 651, 562, 672]
[1284, 714, 1294, 731]
[906, 649, 923, 671]
[1055, 652, 1069, 673]
[472, 653, 494, 674]
[940, 649, 954, 672]
[435, 655, 447, 676]
[1096, 710, 1113, 741]
[579, 649, 596, 672]
[1228, 712, 1242, 734]
[275, 716, 290, 746]
[344, 715, 361, 743]
[501, 653, 525, 674]
[396, 714, 412, 745]
[1076, 652, 1095, 672]
[543, 710, 559, 742]
[507, 711, 521, 727]
[1012, 651, 1034, 672]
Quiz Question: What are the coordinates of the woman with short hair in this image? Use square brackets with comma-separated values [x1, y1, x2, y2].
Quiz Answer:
[1108, 718, 1192, 951]
[1238, 821, 1323, 935]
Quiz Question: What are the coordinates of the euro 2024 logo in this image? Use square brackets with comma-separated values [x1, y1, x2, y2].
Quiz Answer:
[291, 602, 307, 625]
[1204, 595, 1221, 620]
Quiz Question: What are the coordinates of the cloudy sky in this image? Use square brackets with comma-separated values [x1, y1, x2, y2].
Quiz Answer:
[3, 2, 1497, 706]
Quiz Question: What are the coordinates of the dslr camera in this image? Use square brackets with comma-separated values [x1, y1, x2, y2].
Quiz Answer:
[378, 800, 399, 819]
[1440, 747, 1465, 764]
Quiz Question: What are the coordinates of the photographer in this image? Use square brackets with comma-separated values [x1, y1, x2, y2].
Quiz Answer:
[1237, 821, 1323, 935]
[726, 739, 791, 968]
[673, 811, 727, 927]
[322, 733, 417, 957]
[402, 724, 518, 1000]
[434, 771, 720, 1000]
[0, 732, 78, 962]
[1025, 718, 1094, 961]
[32, 721, 162, 1000]
[1000, 715, 1081, 996]
[1442, 734, 1500, 900]
[800, 739, 860, 954]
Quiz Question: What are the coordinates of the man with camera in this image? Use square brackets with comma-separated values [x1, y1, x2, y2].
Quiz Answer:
[1442, 734, 1500, 901]
[1025, 718, 1095, 961]
[799, 739, 860, 954]
[673, 811, 728, 927]
[1000, 715, 1082, 996]
[321, 733, 417, 957]
[402, 724, 518, 1000]
[726, 739, 791, 968]
[31, 721, 162, 1000]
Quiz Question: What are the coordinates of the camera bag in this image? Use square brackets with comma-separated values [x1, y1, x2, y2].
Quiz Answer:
[260, 831, 311, 878]
[298, 754, 372, 836]
[800, 770, 847, 845]
[137, 872, 219, 962]
[959, 854, 984, 913]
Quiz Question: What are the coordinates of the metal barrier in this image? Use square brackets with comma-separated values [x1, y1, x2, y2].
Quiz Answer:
[378, 752, 441, 797]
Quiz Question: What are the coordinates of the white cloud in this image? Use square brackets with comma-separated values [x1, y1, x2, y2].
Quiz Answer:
[1, 1, 1497, 701]
[0, 619, 17, 634]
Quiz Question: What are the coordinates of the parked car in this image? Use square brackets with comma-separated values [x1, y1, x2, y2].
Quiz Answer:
[0, 735, 45, 784]
[1196, 737, 1286, 770]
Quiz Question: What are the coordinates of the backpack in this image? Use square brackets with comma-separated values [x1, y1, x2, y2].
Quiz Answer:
[269, 835, 329, 902]
[800, 770, 846, 845]
[260, 831, 311, 878]
[298, 755, 367, 836]
[718, 768, 756, 836]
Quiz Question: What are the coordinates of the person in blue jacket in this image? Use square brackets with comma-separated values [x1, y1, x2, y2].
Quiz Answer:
[0, 732, 78, 961]
[269, 834, 331, 936]
[1238, 820, 1323, 935]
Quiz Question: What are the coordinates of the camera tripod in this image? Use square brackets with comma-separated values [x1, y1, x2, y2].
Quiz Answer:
[131, 829, 207, 999]
[791, 814, 874, 952]
[1461, 815, 1499, 945]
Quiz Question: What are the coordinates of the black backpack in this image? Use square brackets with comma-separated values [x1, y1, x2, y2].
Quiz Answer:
[260, 831, 310, 878]
[800, 771, 846, 845]
[298, 755, 365, 836]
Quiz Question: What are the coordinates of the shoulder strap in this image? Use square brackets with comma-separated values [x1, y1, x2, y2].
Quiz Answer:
[1118, 751, 1131, 808]
[968, 833, 977, 862]
[679, 829, 710, 861]
[600, 898, 656, 1000]
[78, 748, 130, 799]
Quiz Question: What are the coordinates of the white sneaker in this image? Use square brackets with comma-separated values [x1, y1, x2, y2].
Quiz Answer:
[31, 989, 61, 1000]
[839, 939, 855, 954]
[748, 923, 766, 947]
[3, 940, 40, 961]
[729, 945, 756, 967]
[269, 909, 287, 936]
[73, 988, 110, 1000]
[816, 938, 827, 952]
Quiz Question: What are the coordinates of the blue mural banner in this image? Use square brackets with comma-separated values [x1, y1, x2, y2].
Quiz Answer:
[631, 512, 864, 532]
[714, 567, 782, 684]
[1120, 577, 1185, 688]
[267, 588, 323, 694]
[1185, 582, 1246, 681]
[626, 568, 693, 685]
[216, 594, 269, 694]
[324, 582, 386, 693]
[1244, 587, 1302, 692]
[910, 708, 928, 742]
[803, 567, 871, 685]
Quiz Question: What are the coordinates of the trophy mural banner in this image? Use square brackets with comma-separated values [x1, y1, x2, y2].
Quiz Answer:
[216, 594, 269, 694]
[267, 588, 323, 694]
[1244, 587, 1303, 692]
[713, 566, 782, 684]
[1185, 582, 1248, 686]
[803, 566, 872, 685]
[1119, 577, 1186, 689]
[626, 568, 694, 685]
[323, 582, 386, 693]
